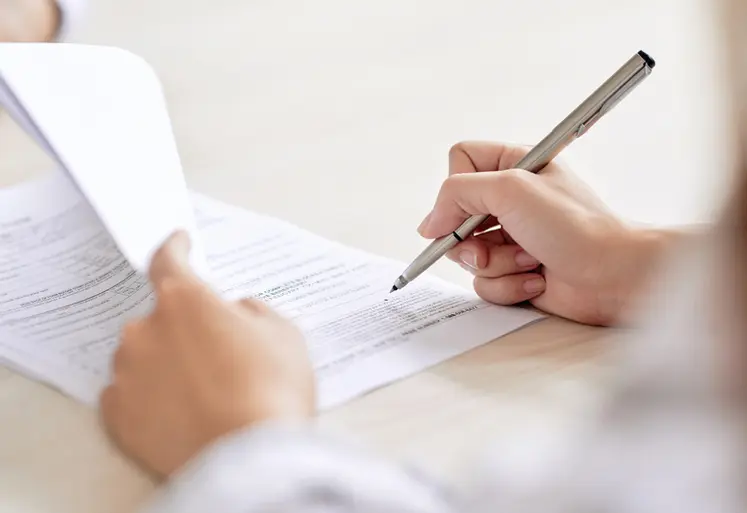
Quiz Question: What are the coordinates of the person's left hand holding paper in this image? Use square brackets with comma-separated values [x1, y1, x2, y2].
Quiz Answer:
[101, 232, 316, 477]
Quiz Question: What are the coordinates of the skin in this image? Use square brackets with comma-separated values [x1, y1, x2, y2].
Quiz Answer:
[0, 0, 60, 42]
[101, 144, 679, 476]
[419, 141, 680, 326]
[101, 232, 315, 478]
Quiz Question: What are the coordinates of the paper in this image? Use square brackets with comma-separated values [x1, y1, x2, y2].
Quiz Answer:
[0, 173, 543, 408]
[0, 43, 208, 278]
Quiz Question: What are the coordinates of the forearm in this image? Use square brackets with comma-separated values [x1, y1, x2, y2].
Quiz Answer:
[139, 422, 454, 513]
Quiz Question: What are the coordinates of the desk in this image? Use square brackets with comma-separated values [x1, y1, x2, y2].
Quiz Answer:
[0, 0, 719, 511]
[1, 317, 608, 513]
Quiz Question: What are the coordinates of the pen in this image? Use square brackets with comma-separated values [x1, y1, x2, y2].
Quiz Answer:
[390, 50, 656, 293]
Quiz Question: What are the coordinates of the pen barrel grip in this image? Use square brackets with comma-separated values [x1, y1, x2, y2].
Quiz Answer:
[453, 214, 490, 240]
[450, 147, 559, 243]
[449, 131, 575, 247]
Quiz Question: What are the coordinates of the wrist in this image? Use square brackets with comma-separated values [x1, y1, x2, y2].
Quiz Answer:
[602, 226, 683, 326]
[205, 387, 315, 453]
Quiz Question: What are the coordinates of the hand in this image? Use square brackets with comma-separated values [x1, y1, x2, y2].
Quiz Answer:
[0, 0, 60, 42]
[418, 141, 672, 326]
[100, 232, 315, 477]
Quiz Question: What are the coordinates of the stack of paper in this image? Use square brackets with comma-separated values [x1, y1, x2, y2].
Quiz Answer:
[0, 44, 543, 409]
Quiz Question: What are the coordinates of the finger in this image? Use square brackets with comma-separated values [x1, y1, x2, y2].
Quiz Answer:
[419, 141, 532, 235]
[448, 141, 531, 175]
[450, 242, 540, 278]
[153, 274, 217, 319]
[148, 230, 196, 288]
[420, 169, 542, 238]
[446, 235, 507, 269]
[446, 238, 491, 270]
[445, 229, 516, 261]
[418, 209, 501, 237]
[113, 319, 149, 373]
[473, 273, 546, 305]
[99, 385, 120, 436]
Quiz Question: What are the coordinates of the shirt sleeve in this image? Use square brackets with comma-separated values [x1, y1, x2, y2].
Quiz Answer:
[137, 237, 747, 513]
[138, 422, 456, 513]
[54, 0, 86, 40]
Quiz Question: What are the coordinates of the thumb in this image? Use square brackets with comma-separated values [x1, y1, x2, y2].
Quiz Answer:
[419, 169, 542, 239]
[148, 230, 196, 287]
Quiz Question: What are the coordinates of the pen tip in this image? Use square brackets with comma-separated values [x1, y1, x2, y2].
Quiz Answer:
[389, 285, 398, 293]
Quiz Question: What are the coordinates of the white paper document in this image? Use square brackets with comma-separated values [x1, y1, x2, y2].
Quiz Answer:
[0, 173, 543, 408]
[0, 43, 209, 278]
[0, 42, 542, 408]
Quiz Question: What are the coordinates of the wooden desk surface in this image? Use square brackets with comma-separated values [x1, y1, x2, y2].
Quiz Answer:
[0, 317, 609, 513]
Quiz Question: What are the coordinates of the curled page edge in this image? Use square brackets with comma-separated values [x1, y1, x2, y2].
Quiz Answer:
[0, 43, 211, 283]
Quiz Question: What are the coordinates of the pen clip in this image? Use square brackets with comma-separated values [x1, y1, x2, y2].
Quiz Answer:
[574, 65, 652, 138]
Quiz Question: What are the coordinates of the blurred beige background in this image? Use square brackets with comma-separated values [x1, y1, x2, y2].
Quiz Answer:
[0, 0, 733, 512]
[0, 0, 732, 290]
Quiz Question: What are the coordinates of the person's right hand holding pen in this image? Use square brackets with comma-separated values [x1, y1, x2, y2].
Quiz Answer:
[417, 141, 683, 326]
[399, 50, 686, 326]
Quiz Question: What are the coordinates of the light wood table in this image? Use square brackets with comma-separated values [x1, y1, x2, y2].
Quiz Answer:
[0, 0, 719, 510]
[0, 316, 609, 513]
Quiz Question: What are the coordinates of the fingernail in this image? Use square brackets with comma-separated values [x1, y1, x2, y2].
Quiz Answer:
[459, 251, 478, 269]
[417, 212, 433, 235]
[523, 277, 546, 294]
[515, 250, 539, 268]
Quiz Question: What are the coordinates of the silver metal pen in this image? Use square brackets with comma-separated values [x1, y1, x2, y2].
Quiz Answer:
[390, 50, 656, 293]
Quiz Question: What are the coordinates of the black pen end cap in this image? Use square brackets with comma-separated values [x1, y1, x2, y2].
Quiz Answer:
[638, 50, 656, 69]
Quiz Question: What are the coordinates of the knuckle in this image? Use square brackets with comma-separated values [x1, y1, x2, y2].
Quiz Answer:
[155, 277, 181, 300]
[448, 141, 468, 160]
[490, 169, 530, 198]
[501, 145, 532, 168]
[441, 173, 466, 196]
[494, 168, 526, 187]
[155, 278, 195, 312]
